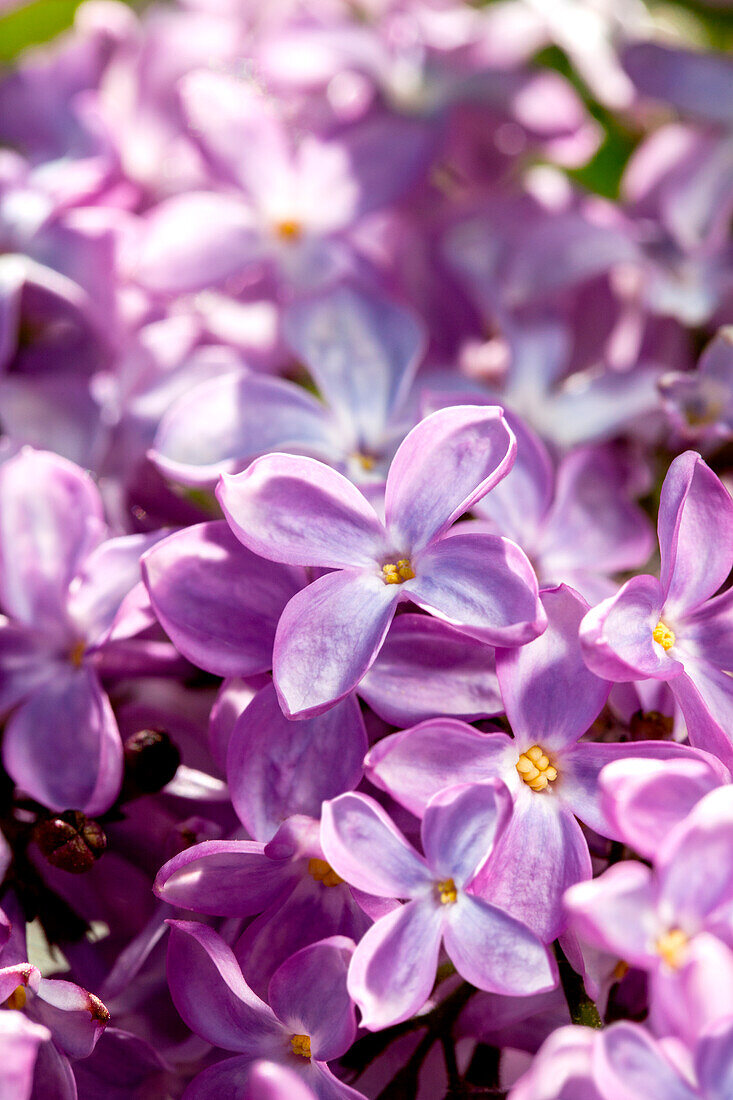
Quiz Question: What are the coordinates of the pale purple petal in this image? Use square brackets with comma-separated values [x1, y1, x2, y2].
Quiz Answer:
[268, 937, 355, 1061]
[244, 1062, 318, 1100]
[154, 841, 297, 916]
[473, 794, 591, 941]
[320, 792, 430, 898]
[671, 661, 733, 767]
[283, 285, 425, 450]
[599, 755, 724, 861]
[359, 614, 502, 726]
[0, 623, 58, 714]
[658, 451, 733, 615]
[623, 41, 733, 126]
[580, 575, 681, 682]
[166, 921, 281, 1054]
[473, 412, 553, 548]
[444, 894, 556, 995]
[133, 192, 259, 294]
[406, 534, 545, 646]
[658, 786, 733, 927]
[695, 1016, 733, 1100]
[346, 900, 444, 1029]
[596, 1022, 696, 1100]
[0, 1013, 49, 1100]
[142, 522, 305, 677]
[2, 666, 122, 815]
[497, 584, 610, 752]
[384, 406, 515, 553]
[152, 372, 336, 489]
[563, 862, 657, 967]
[0, 448, 104, 632]
[218, 454, 386, 569]
[227, 683, 367, 842]
[366, 720, 510, 817]
[68, 531, 165, 644]
[421, 781, 513, 886]
[34, 978, 108, 1058]
[273, 570, 398, 718]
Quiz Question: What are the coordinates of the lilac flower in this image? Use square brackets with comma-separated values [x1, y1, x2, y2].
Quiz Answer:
[0, 448, 167, 812]
[321, 781, 557, 1029]
[165, 922, 365, 1100]
[150, 284, 426, 489]
[367, 584, 698, 939]
[218, 404, 545, 716]
[565, 785, 733, 1046]
[580, 451, 733, 766]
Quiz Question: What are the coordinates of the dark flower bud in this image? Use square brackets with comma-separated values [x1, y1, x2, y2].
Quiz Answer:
[122, 729, 180, 797]
[629, 710, 674, 741]
[33, 811, 107, 874]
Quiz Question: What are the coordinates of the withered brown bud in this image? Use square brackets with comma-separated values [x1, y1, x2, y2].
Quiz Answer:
[629, 710, 675, 741]
[122, 728, 180, 796]
[33, 811, 106, 874]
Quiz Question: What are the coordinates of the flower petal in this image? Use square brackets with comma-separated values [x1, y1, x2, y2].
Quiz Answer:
[219, 454, 385, 569]
[580, 574, 680, 682]
[154, 841, 297, 917]
[2, 666, 122, 814]
[321, 792, 430, 898]
[166, 921, 281, 1054]
[273, 570, 398, 718]
[268, 937, 355, 1061]
[366, 720, 510, 817]
[283, 285, 425, 452]
[384, 405, 515, 553]
[421, 780, 513, 886]
[595, 1022, 696, 1100]
[227, 683, 367, 842]
[444, 894, 556, 995]
[0, 448, 104, 632]
[406, 533, 545, 646]
[347, 900, 444, 1029]
[563, 862, 656, 967]
[142, 522, 304, 678]
[658, 451, 733, 615]
[497, 584, 610, 751]
[152, 372, 336, 489]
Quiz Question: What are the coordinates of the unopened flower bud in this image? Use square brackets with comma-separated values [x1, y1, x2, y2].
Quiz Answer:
[122, 729, 180, 796]
[33, 811, 106, 874]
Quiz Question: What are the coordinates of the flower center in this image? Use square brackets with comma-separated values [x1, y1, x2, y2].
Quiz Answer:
[290, 1033, 311, 1058]
[652, 621, 676, 650]
[516, 745, 558, 792]
[656, 928, 688, 969]
[381, 559, 415, 585]
[3, 986, 26, 1011]
[435, 878, 457, 905]
[307, 857, 343, 888]
[353, 452, 376, 471]
[69, 640, 86, 668]
[275, 219, 303, 242]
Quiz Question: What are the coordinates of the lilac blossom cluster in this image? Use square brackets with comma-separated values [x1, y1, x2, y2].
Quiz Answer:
[1, 0, 733, 1096]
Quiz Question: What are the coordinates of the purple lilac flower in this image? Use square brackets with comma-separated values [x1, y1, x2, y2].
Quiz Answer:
[321, 781, 557, 1029]
[217, 404, 545, 716]
[580, 451, 733, 765]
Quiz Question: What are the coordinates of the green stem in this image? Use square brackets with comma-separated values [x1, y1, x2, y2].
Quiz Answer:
[554, 941, 603, 1029]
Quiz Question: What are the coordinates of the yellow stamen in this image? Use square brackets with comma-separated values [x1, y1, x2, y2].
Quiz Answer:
[516, 745, 558, 792]
[307, 858, 343, 888]
[275, 219, 303, 242]
[290, 1033, 311, 1058]
[436, 878, 457, 905]
[69, 640, 86, 668]
[381, 559, 415, 585]
[612, 960, 629, 982]
[4, 986, 26, 1011]
[354, 452, 376, 471]
[656, 928, 688, 969]
[653, 621, 676, 650]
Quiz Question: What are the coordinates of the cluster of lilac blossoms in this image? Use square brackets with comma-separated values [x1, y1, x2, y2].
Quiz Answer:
[1, 0, 733, 1096]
